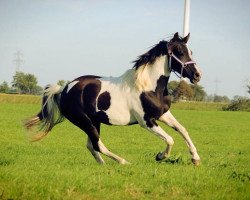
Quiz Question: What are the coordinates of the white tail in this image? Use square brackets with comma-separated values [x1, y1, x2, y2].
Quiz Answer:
[24, 84, 65, 141]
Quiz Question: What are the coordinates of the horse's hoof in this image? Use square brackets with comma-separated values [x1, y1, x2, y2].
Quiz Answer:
[192, 158, 201, 166]
[121, 159, 131, 165]
[155, 152, 164, 161]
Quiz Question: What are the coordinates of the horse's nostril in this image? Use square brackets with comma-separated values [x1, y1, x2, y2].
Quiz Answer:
[195, 72, 200, 78]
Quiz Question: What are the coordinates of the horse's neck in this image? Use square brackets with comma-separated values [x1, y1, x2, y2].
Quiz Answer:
[148, 55, 170, 82]
[134, 55, 170, 92]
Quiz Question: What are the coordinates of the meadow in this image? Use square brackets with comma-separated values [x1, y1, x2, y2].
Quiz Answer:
[0, 94, 249, 199]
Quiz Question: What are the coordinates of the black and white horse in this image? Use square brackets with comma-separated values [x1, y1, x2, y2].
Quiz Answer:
[25, 32, 202, 165]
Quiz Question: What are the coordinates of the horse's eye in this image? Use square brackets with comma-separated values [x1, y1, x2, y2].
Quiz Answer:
[179, 52, 184, 56]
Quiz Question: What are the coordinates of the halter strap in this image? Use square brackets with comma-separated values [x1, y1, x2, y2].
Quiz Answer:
[168, 50, 196, 78]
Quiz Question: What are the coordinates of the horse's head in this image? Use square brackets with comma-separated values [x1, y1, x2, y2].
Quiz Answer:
[168, 32, 202, 84]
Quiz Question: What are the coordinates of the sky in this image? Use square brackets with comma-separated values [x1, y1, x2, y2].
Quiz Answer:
[0, 0, 250, 98]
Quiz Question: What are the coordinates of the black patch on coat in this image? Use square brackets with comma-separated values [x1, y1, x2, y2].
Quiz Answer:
[97, 91, 111, 111]
[96, 111, 111, 125]
[140, 75, 171, 128]
[60, 75, 111, 152]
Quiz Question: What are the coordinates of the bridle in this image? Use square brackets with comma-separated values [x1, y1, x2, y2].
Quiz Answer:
[167, 43, 196, 79]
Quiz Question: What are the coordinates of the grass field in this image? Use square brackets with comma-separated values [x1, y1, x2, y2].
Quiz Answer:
[0, 97, 249, 199]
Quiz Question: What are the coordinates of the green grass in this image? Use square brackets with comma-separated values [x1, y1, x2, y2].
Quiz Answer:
[171, 101, 227, 111]
[0, 93, 40, 104]
[0, 103, 249, 200]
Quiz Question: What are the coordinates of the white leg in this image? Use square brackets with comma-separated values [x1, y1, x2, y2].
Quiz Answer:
[159, 111, 201, 165]
[143, 124, 174, 161]
[86, 137, 105, 164]
[98, 140, 131, 164]
[133, 111, 174, 161]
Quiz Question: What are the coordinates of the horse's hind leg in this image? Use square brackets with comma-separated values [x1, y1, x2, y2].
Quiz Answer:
[86, 137, 105, 164]
[68, 111, 129, 164]
[86, 121, 105, 164]
[87, 122, 130, 164]
[86, 121, 130, 164]
[96, 139, 130, 164]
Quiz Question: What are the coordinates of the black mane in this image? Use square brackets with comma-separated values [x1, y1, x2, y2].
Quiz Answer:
[133, 40, 168, 69]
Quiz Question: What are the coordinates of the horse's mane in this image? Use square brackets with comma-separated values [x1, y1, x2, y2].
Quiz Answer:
[128, 35, 185, 91]
[132, 40, 168, 69]
[132, 34, 187, 69]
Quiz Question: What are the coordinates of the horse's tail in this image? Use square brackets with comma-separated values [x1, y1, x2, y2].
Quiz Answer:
[24, 84, 65, 141]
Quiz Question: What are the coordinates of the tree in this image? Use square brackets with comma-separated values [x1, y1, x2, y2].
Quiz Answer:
[33, 85, 43, 95]
[191, 84, 207, 101]
[0, 81, 9, 93]
[12, 71, 39, 94]
[213, 95, 230, 103]
[167, 81, 179, 94]
[173, 80, 194, 101]
[223, 96, 250, 112]
[247, 85, 250, 94]
[168, 80, 207, 102]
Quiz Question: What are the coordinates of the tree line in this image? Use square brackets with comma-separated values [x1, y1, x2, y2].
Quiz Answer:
[0, 71, 249, 103]
[0, 71, 66, 95]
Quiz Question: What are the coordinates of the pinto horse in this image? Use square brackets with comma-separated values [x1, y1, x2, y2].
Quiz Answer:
[25, 32, 202, 165]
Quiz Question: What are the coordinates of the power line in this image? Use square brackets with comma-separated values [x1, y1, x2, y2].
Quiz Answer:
[13, 50, 24, 72]
[214, 78, 220, 95]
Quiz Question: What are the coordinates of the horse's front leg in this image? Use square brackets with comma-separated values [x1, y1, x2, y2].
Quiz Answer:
[139, 121, 174, 161]
[159, 111, 201, 165]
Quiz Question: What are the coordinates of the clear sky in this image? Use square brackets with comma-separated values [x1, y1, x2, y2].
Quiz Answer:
[0, 0, 250, 98]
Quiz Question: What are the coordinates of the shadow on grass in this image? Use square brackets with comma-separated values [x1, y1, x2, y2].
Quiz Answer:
[157, 154, 192, 165]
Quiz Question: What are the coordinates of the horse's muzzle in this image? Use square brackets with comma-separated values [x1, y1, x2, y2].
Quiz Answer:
[191, 72, 201, 84]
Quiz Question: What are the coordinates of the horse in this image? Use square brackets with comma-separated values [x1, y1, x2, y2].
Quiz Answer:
[25, 32, 202, 165]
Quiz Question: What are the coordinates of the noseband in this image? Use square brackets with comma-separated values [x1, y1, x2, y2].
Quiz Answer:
[167, 45, 196, 78]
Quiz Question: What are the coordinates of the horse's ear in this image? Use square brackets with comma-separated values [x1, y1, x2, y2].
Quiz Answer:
[182, 33, 190, 43]
[172, 32, 179, 41]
